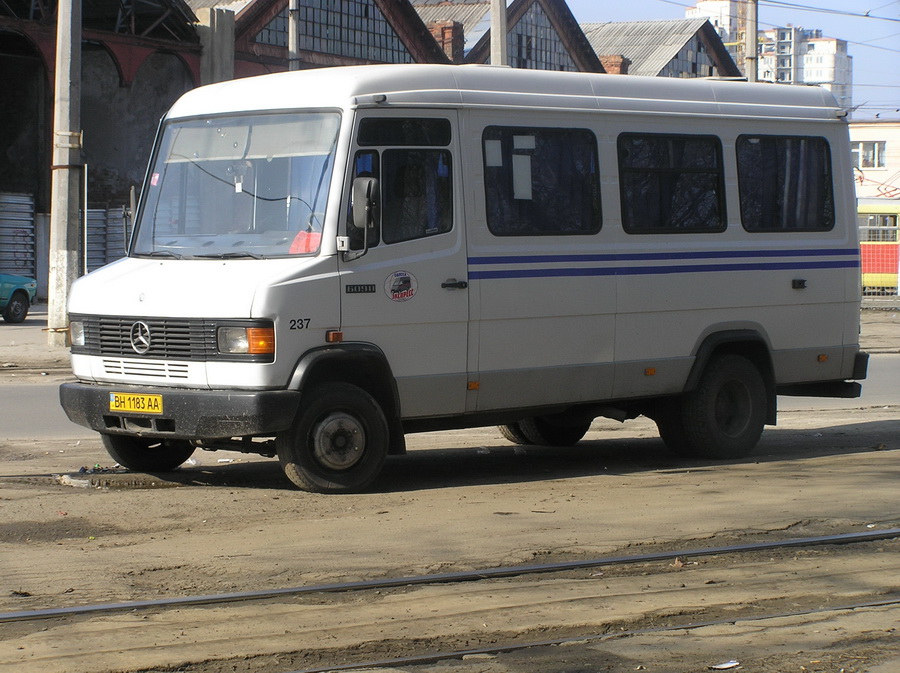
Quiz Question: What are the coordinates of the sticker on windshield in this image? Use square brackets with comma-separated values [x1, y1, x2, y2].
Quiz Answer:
[385, 271, 417, 302]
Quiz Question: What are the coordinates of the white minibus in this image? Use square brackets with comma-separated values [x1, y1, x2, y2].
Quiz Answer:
[60, 64, 868, 492]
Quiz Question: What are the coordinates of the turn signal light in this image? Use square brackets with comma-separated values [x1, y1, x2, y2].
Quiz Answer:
[246, 328, 275, 354]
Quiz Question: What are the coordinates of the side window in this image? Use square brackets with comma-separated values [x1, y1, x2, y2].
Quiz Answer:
[349, 118, 453, 248]
[482, 126, 601, 236]
[737, 135, 834, 232]
[618, 134, 725, 234]
[359, 118, 451, 147]
[381, 149, 452, 244]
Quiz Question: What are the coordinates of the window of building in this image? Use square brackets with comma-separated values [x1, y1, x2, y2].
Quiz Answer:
[256, 0, 413, 64]
[482, 127, 601, 236]
[659, 36, 715, 78]
[617, 134, 725, 234]
[851, 141, 887, 169]
[737, 135, 834, 232]
[505, 3, 577, 71]
[858, 213, 898, 242]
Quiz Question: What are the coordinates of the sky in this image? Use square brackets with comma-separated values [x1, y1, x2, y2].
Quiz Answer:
[564, 0, 900, 121]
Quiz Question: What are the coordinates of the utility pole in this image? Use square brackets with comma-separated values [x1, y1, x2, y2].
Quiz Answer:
[745, 0, 758, 82]
[47, 0, 82, 346]
[288, 0, 300, 71]
[491, 0, 507, 66]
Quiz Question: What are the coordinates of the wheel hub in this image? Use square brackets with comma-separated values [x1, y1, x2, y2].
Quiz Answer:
[311, 412, 366, 471]
[715, 381, 751, 437]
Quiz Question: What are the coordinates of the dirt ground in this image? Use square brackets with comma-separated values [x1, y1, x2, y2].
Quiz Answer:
[0, 308, 898, 673]
[1, 406, 898, 672]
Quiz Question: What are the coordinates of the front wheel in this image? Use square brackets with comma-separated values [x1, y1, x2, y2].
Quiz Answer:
[679, 354, 767, 459]
[276, 382, 389, 493]
[101, 435, 195, 472]
[2, 291, 29, 323]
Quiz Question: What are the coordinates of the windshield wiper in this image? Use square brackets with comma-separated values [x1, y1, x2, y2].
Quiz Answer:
[138, 250, 184, 259]
[193, 252, 266, 260]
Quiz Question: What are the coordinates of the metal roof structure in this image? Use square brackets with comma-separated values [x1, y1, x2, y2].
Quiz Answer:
[184, 0, 252, 13]
[0, 0, 199, 41]
[581, 18, 740, 78]
[412, 0, 601, 72]
[411, 0, 491, 51]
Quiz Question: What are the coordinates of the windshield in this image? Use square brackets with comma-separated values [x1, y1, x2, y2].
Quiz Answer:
[132, 111, 340, 259]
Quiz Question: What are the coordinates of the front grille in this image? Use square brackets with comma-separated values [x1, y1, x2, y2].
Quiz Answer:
[70, 315, 275, 363]
[78, 316, 217, 360]
[102, 358, 191, 378]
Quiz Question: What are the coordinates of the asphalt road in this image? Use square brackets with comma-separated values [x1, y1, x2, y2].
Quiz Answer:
[1, 354, 897, 441]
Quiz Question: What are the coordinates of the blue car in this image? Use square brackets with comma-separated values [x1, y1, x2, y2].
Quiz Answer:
[0, 273, 37, 323]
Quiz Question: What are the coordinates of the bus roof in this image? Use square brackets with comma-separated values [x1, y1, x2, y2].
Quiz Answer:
[166, 63, 843, 123]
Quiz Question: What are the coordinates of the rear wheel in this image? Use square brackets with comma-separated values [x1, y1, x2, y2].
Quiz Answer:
[101, 435, 195, 472]
[518, 416, 591, 446]
[498, 422, 533, 445]
[678, 354, 767, 459]
[2, 291, 29, 323]
[653, 399, 692, 454]
[276, 382, 389, 493]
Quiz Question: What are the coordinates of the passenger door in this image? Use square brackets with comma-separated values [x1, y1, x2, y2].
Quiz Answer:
[338, 111, 469, 418]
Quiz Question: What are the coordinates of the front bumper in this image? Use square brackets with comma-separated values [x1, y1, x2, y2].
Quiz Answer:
[60, 382, 301, 439]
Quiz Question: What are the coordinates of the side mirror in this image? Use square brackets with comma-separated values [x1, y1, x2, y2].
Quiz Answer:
[351, 177, 378, 231]
[346, 177, 379, 261]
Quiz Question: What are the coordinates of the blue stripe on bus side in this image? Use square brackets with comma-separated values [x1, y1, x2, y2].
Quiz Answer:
[467, 259, 860, 280]
[468, 248, 859, 266]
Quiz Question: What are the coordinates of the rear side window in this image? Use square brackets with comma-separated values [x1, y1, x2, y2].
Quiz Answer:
[618, 134, 726, 234]
[737, 135, 834, 232]
[482, 126, 601, 236]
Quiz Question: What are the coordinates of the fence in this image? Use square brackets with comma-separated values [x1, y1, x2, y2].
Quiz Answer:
[85, 207, 131, 273]
[0, 192, 36, 278]
[1, 192, 130, 280]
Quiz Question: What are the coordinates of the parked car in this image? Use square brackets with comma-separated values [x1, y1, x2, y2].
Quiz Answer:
[0, 273, 37, 323]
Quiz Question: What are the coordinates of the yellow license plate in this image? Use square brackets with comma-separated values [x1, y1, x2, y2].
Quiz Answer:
[109, 392, 163, 414]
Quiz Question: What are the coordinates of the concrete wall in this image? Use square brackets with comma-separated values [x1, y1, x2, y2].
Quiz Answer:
[81, 47, 193, 207]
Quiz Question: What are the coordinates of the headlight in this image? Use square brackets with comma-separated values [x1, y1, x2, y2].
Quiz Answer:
[69, 320, 85, 347]
[217, 326, 275, 355]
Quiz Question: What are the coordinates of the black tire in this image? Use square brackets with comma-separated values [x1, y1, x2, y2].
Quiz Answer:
[2, 291, 29, 323]
[498, 423, 533, 445]
[679, 354, 767, 459]
[276, 382, 389, 493]
[101, 434, 195, 472]
[653, 399, 692, 454]
[518, 416, 591, 446]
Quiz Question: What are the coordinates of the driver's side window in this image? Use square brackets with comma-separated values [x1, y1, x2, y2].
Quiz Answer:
[349, 117, 454, 250]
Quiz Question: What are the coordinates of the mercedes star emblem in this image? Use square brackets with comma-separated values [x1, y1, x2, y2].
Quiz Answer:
[130, 321, 151, 355]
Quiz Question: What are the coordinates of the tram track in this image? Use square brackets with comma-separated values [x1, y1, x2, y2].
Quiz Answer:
[2, 528, 897, 625]
[2, 529, 898, 673]
[280, 596, 900, 673]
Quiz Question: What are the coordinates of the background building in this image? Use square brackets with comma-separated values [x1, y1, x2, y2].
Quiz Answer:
[580, 18, 739, 78]
[852, 120, 900, 295]
[685, 0, 745, 70]
[758, 25, 852, 112]
[411, 0, 602, 72]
